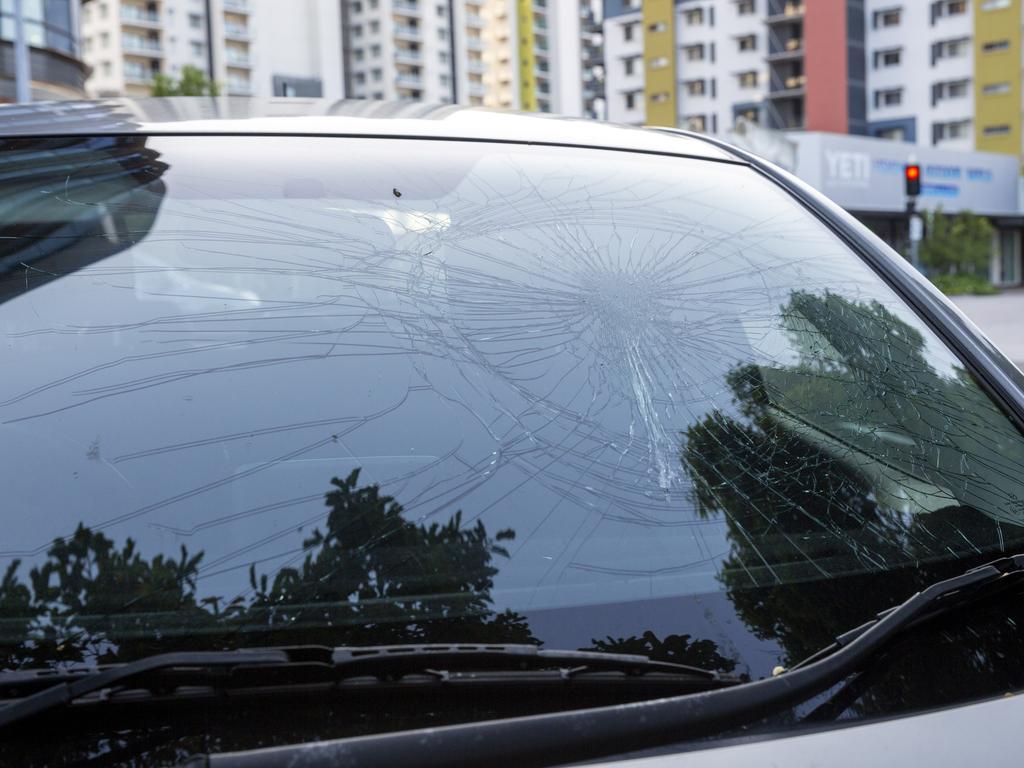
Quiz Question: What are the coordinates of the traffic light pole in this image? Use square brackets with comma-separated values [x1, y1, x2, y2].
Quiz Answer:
[907, 199, 920, 268]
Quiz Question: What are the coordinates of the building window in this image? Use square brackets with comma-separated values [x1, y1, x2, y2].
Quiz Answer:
[874, 88, 903, 107]
[370, 44, 381, 57]
[647, 21, 667, 33]
[352, 25, 363, 37]
[876, 125, 906, 141]
[682, 44, 705, 61]
[983, 81, 1012, 95]
[99, 2, 108, 18]
[354, 72, 366, 85]
[684, 114, 707, 132]
[101, 61, 111, 76]
[984, 124, 1011, 135]
[99, 31, 109, 47]
[933, 119, 971, 142]
[683, 8, 704, 25]
[737, 34, 757, 51]
[684, 79, 706, 96]
[734, 106, 759, 124]
[188, 13, 202, 28]
[353, 48, 364, 61]
[873, 7, 901, 27]
[737, 70, 758, 88]
[625, 91, 637, 109]
[649, 56, 669, 70]
[624, 56, 638, 75]
[933, 79, 970, 102]
[650, 91, 670, 103]
[190, 41, 204, 57]
[737, 0, 755, 14]
[623, 22, 637, 42]
[351, 1, 362, 11]
[369, 20, 380, 33]
[874, 48, 902, 67]
[933, 37, 970, 61]
[981, 0, 1012, 9]
[371, 68, 382, 81]
[982, 39, 1011, 52]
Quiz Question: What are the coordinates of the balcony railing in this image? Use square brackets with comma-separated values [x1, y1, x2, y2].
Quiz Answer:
[227, 81, 253, 95]
[394, 0, 421, 13]
[395, 73, 423, 87]
[226, 55, 252, 67]
[124, 68, 157, 84]
[224, 24, 249, 40]
[122, 37, 163, 54]
[395, 48, 423, 63]
[223, 0, 249, 11]
[394, 24, 422, 39]
[121, 6, 160, 25]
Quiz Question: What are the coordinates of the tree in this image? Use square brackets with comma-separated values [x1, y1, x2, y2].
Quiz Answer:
[919, 209, 993, 277]
[151, 65, 220, 97]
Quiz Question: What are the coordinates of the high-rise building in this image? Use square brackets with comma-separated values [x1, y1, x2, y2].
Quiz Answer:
[2, 0, 87, 100]
[602, 0, 1024, 155]
[81, 0, 344, 99]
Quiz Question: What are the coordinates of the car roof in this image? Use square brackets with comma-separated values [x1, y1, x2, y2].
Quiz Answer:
[0, 98, 740, 162]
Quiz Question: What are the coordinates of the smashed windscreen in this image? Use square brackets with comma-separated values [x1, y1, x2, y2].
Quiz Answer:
[1, 135, 1023, 682]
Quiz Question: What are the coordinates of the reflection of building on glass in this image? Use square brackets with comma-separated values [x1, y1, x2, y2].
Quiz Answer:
[0, 0, 87, 99]
[0, 133, 169, 304]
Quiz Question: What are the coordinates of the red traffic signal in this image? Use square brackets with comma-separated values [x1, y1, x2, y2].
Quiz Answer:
[904, 164, 921, 197]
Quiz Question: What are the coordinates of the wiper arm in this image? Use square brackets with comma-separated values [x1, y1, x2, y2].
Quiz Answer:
[186, 554, 1024, 768]
[0, 643, 738, 731]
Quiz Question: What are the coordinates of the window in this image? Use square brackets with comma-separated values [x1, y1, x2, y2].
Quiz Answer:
[649, 91, 670, 103]
[737, 35, 757, 51]
[683, 44, 705, 61]
[984, 124, 1012, 135]
[649, 56, 669, 70]
[101, 60, 111, 76]
[437, 4, 446, 15]
[933, 37, 970, 61]
[933, 80, 971, 103]
[933, 118, 971, 142]
[647, 21, 667, 33]
[188, 13, 202, 28]
[982, 40, 1011, 52]
[371, 91, 383, 98]
[351, 1, 362, 11]
[983, 81, 1011, 95]
[624, 56, 638, 76]
[623, 22, 637, 42]
[99, 31, 109, 47]
[370, 44, 381, 57]
[352, 25, 363, 38]
[354, 72, 366, 85]
[874, 48, 901, 67]
[624, 91, 637, 109]
[874, 88, 903, 107]
[981, 0, 1011, 8]
[876, 125, 906, 141]
[738, 70, 758, 88]
[369, 20, 380, 33]
[684, 8, 704, 25]
[684, 114, 707, 131]
[684, 79, 706, 96]
[933, 0, 968, 17]
[353, 48, 364, 61]
[190, 41, 204, 57]
[873, 7, 901, 27]
[99, 2, 108, 18]
[371, 68, 382, 81]
[737, 0, 755, 14]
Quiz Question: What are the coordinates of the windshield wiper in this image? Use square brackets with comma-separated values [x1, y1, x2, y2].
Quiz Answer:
[0, 643, 740, 731]
[184, 554, 1024, 768]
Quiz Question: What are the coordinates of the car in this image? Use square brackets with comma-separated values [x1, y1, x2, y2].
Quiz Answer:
[1, 98, 1024, 768]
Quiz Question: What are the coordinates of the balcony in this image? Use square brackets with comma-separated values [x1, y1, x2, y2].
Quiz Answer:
[466, 13, 484, 27]
[394, 24, 422, 40]
[766, 4, 805, 24]
[120, 6, 160, 27]
[468, 81, 486, 97]
[227, 81, 253, 95]
[224, 24, 250, 41]
[394, 48, 423, 64]
[226, 54, 251, 68]
[394, 0, 421, 14]
[395, 72, 423, 87]
[465, 36, 483, 50]
[124, 68, 157, 85]
[223, 0, 249, 11]
[766, 42, 803, 61]
[466, 59, 485, 74]
[122, 37, 163, 55]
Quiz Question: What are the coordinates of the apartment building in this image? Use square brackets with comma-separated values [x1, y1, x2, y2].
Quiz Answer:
[604, 0, 1024, 155]
[1, 0, 87, 100]
[81, 0, 344, 98]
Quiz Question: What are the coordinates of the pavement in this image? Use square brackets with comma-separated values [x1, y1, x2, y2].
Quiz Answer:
[952, 288, 1024, 370]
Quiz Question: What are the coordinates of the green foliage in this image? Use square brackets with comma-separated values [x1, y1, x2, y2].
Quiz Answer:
[929, 273, 999, 296]
[919, 209, 994, 277]
[589, 630, 737, 673]
[151, 65, 220, 97]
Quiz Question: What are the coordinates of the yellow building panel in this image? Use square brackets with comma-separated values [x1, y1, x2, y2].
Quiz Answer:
[516, 0, 538, 112]
[643, 0, 677, 126]
[974, 0, 1021, 154]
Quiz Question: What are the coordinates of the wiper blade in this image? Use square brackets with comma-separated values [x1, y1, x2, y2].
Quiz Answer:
[186, 555, 1024, 768]
[0, 643, 738, 731]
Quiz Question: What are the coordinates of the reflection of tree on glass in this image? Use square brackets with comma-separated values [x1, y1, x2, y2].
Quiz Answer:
[587, 630, 736, 674]
[0, 468, 531, 668]
[683, 290, 1024, 663]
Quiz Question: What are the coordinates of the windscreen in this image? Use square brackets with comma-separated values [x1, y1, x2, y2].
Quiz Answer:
[2, 135, 1023, 679]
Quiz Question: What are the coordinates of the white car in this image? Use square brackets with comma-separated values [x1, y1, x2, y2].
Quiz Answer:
[1, 99, 1023, 767]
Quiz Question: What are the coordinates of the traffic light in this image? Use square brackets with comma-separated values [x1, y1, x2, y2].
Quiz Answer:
[904, 164, 921, 197]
